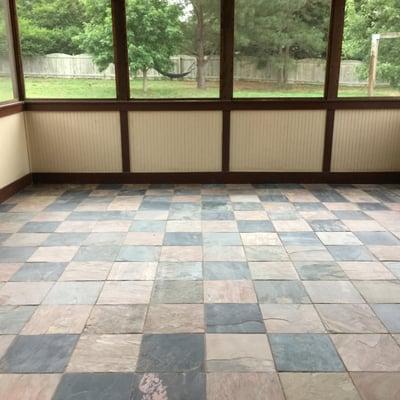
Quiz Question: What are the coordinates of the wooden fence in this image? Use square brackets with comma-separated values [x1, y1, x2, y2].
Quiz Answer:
[0, 53, 371, 85]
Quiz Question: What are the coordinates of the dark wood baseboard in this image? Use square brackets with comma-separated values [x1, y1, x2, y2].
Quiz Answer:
[0, 174, 32, 203]
[32, 172, 400, 185]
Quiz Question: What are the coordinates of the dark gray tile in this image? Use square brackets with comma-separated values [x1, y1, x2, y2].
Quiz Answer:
[19, 222, 60, 233]
[203, 262, 250, 280]
[74, 246, 120, 262]
[0, 305, 36, 334]
[372, 304, 400, 332]
[255, 281, 310, 304]
[237, 220, 274, 232]
[0, 247, 36, 262]
[44, 233, 89, 246]
[53, 373, 134, 400]
[327, 246, 375, 261]
[10, 262, 66, 282]
[269, 334, 345, 372]
[164, 233, 202, 246]
[130, 220, 166, 232]
[137, 334, 204, 372]
[295, 262, 347, 280]
[0, 334, 78, 372]
[309, 220, 349, 232]
[131, 372, 205, 400]
[152, 281, 203, 304]
[355, 232, 400, 246]
[206, 304, 265, 333]
[117, 246, 160, 262]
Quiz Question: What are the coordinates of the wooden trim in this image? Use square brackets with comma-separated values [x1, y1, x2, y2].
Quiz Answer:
[324, 0, 346, 100]
[323, 109, 335, 172]
[111, 0, 130, 100]
[222, 110, 230, 172]
[119, 110, 130, 172]
[220, 0, 235, 100]
[0, 174, 32, 203]
[32, 171, 400, 185]
[0, 101, 24, 118]
[8, 0, 25, 100]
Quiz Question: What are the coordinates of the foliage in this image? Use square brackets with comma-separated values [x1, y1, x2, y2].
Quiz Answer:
[342, 0, 400, 87]
[0, 1, 8, 57]
[16, 0, 86, 56]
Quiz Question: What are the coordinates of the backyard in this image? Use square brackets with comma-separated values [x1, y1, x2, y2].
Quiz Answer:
[1, 77, 399, 100]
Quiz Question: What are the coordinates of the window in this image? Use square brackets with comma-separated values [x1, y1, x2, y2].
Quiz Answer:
[126, 0, 220, 99]
[0, 0, 16, 102]
[339, 0, 400, 97]
[233, 0, 331, 98]
[17, 0, 116, 99]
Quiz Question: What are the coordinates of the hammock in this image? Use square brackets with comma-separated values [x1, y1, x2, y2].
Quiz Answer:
[154, 62, 195, 79]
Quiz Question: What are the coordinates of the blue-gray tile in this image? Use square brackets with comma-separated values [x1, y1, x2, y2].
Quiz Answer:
[164, 232, 202, 246]
[0, 305, 36, 334]
[130, 220, 166, 232]
[44, 233, 89, 246]
[19, 222, 60, 233]
[203, 262, 250, 280]
[10, 262, 66, 281]
[206, 304, 265, 333]
[255, 281, 310, 304]
[237, 220, 274, 232]
[294, 261, 347, 280]
[309, 220, 349, 232]
[117, 246, 160, 262]
[355, 232, 400, 246]
[327, 246, 375, 261]
[152, 281, 203, 304]
[0, 247, 36, 262]
[137, 334, 204, 372]
[269, 334, 344, 371]
[372, 304, 400, 332]
[202, 233, 241, 246]
[0, 334, 78, 372]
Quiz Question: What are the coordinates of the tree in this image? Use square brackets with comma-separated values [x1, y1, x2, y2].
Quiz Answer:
[79, 0, 183, 93]
[178, 0, 220, 89]
[235, 0, 330, 86]
[342, 0, 400, 88]
[16, 0, 86, 56]
[0, 1, 9, 58]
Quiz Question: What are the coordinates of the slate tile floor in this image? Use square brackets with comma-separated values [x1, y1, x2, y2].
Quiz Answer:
[0, 183, 400, 399]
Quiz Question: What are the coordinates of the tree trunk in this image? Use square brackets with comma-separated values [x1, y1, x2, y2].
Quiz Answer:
[195, 2, 207, 89]
[142, 68, 148, 93]
[283, 46, 290, 86]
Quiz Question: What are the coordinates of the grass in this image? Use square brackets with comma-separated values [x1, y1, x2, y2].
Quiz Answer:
[1, 76, 400, 101]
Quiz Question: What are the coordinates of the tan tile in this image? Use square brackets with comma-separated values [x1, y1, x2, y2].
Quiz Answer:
[56, 221, 96, 233]
[249, 262, 298, 280]
[0, 263, 22, 281]
[67, 334, 141, 372]
[160, 246, 202, 262]
[11, 196, 56, 212]
[230, 194, 260, 202]
[263, 203, 294, 212]
[343, 220, 385, 232]
[135, 210, 169, 220]
[21, 305, 92, 334]
[285, 190, 318, 203]
[261, 304, 325, 333]
[273, 220, 312, 232]
[107, 197, 142, 211]
[32, 212, 70, 222]
[0, 222, 24, 233]
[234, 211, 269, 220]
[339, 262, 395, 280]
[331, 334, 400, 371]
[351, 372, 400, 400]
[316, 304, 386, 333]
[172, 195, 201, 202]
[108, 262, 157, 280]
[0, 335, 15, 358]
[166, 220, 202, 232]
[97, 281, 153, 304]
[280, 373, 360, 400]
[354, 281, 400, 303]
[207, 372, 285, 400]
[93, 220, 131, 233]
[28, 246, 79, 262]
[368, 246, 400, 261]
[75, 202, 108, 212]
[206, 334, 274, 372]
[85, 305, 146, 334]
[304, 281, 364, 303]
[0, 374, 61, 400]
[288, 246, 334, 262]
[241, 233, 281, 246]
[60, 261, 112, 281]
[324, 203, 360, 211]
[202, 221, 238, 232]
[124, 232, 164, 245]
[3, 233, 49, 247]
[204, 280, 257, 303]
[0, 282, 53, 305]
[144, 304, 204, 333]
[203, 246, 245, 262]
[316, 232, 362, 246]
[393, 334, 400, 346]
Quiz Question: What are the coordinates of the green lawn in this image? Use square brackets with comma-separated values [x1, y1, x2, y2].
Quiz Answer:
[1, 76, 400, 101]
